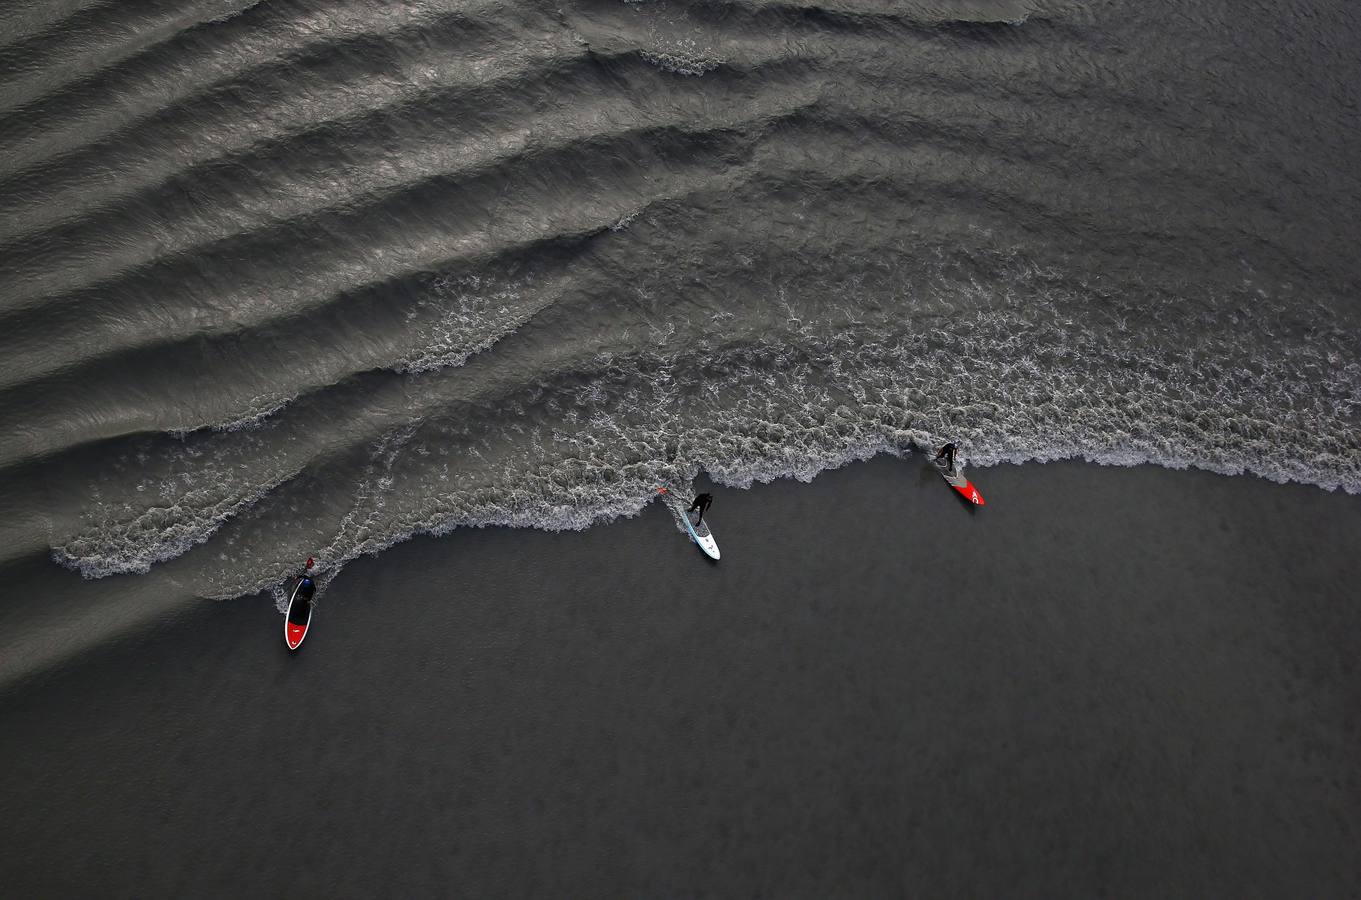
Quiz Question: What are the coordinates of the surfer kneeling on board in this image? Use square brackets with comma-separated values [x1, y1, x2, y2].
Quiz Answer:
[296, 557, 317, 600]
[688, 493, 713, 526]
[935, 443, 958, 474]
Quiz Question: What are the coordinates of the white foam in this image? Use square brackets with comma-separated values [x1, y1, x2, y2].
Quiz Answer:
[166, 394, 295, 439]
[51, 428, 307, 580]
[262, 289, 1357, 596]
[51, 267, 1361, 602]
[394, 273, 551, 375]
[639, 49, 722, 76]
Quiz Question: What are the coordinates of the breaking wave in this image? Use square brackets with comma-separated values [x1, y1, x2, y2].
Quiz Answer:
[0, 0, 1356, 613]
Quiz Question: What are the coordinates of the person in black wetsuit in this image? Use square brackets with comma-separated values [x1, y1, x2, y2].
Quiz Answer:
[687, 493, 713, 526]
[935, 443, 958, 474]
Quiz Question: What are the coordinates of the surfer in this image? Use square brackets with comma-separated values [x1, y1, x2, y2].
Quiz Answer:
[295, 557, 317, 601]
[935, 442, 958, 474]
[285, 558, 317, 650]
[687, 493, 713, 525]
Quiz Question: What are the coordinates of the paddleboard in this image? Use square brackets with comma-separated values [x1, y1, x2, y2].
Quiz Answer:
[657, 488, 721, 560]
[284, 577, 314, 650]
[934, 458, 985, 506]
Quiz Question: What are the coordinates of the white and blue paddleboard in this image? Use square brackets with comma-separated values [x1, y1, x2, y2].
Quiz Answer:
[658, 487, 720, 560]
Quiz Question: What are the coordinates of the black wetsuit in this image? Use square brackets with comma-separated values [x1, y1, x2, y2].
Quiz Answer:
[935, 443, 958, 474]
[687, 493, 713, 525]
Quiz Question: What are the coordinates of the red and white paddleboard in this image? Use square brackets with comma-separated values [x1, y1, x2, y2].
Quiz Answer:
[284, 578, 314, 650]
[934, 459, 985, 506]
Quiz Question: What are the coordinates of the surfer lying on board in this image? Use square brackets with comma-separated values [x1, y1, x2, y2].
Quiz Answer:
[935, 443, 958, 474]
[688, 493, 713, 526]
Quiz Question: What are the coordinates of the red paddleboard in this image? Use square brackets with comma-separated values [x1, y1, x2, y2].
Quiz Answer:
[934, 459, 985, 506]
[284, 578, 314, 650]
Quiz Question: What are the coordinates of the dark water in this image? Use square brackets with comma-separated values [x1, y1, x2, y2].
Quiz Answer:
[1, 3, 1361, 887]
[2, 460, 1360, 896]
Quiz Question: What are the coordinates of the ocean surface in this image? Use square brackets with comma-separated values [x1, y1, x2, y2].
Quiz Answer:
[3, 2, 1361, 892]
[3, 460, 1360, 896]
[1, 0, 1358, 616]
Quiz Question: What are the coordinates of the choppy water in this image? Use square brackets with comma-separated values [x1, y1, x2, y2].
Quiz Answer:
[2, 0, 1359, 603]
